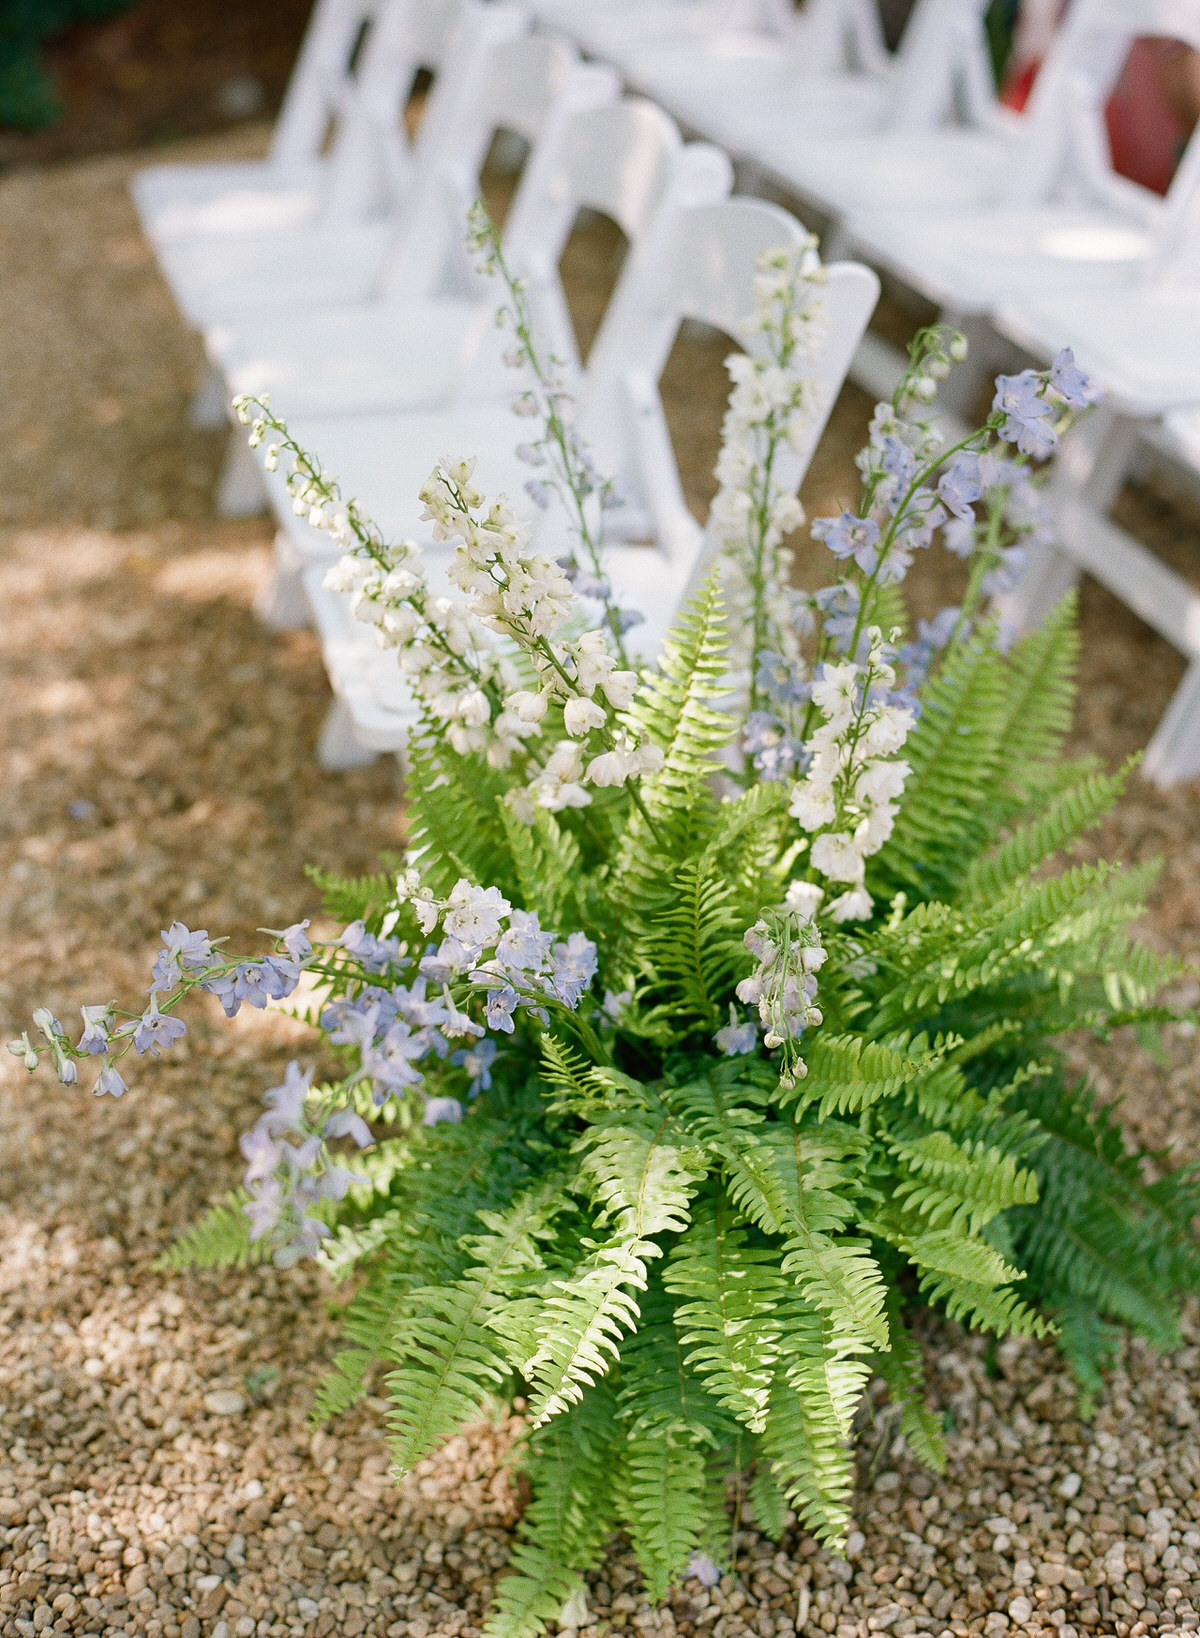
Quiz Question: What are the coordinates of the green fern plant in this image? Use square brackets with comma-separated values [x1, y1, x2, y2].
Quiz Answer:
[25, 250, 1198, 1638]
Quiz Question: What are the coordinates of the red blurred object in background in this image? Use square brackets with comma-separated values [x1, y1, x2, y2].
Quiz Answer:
[1001, 0, 1200, 195]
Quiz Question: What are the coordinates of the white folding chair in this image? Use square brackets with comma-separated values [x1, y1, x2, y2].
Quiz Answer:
[131, 0, 452, 246]
[983, 5, 1200, 785]
[721, 0, 1018, 225]
[147, 3, 529, 337]
[293, 176, 878, 765]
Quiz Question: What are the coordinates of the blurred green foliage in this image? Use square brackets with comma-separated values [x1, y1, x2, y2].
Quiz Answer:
[0, 0, 135, 128]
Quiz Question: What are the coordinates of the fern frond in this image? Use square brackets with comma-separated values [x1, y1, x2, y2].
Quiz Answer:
[871, 1302, 945, 1473]
[614, 579, 733, 925]
[635, 858, 747, 1034]
[663, 1192, 785, 1432]
[758, 1301, 869, 1546]
[526, 1122, 700, 1426]
[958, 764, 1127, 905]
[486, 1389, 620, 1638]
[499, 803, 586, 931]
[155, 1192, 269, 1271]
[387, 1176, 566, 1471]
[306, 862, 399, 928]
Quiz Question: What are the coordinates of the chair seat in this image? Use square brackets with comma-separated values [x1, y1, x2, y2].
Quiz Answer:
[131, 158, 330, 243]
[207, 299, 490, 419]
[303, 521, 693, 750]
[757, 127, 1019, 217]
[273, 400, 688, 736]
[994, 286, 1200, 417]
[267, 401, 559, 566]
[846, 204, 1159, 313]
[154, 221, 395, 328]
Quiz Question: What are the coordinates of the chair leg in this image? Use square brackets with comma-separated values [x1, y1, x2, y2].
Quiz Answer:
[189, 361, 229, 430]
[317, 698, 379, 771]
[996, 539, 1081, 636]
[216, 430, 268, 518]
[1142, 658, 1200, 787]
[254, 530, 315, 630]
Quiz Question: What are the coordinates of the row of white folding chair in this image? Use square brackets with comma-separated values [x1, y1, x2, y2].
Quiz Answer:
[197, 3, 582, 523]
[973, 4, 1200, 785]
[559, 0, 1015, 220]
[133, 0, 456, 250]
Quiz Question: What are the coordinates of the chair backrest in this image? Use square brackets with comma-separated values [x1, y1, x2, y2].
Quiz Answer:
[501, 82, 684, 369]
[1004, 0, 1200, 209]
[376, 3, 581, 301]
[789, 0, 890, 76]
[320, 0, 461, 221]
[269, 0, 383, 166]
[882, 0, 998, 132]
[578, 179, 879, 586]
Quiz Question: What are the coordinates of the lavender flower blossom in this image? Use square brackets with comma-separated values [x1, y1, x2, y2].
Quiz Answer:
[132, 1000, 186, 1057]
[150, 922, 216, 992]
[812, 512, 880, 574]
[1050, 347, 1099, 409]
[547, 933, 598, 1007]
[423, 1097, 464, 1126]
[937, 453, 986, 522]
[992, 372, 1057, 460]
[78, 1005, 111, 1055]
[94, 1064, 128, 1098]
[451, 1037, 498, 1094]
[715, 1005, 759, 1056]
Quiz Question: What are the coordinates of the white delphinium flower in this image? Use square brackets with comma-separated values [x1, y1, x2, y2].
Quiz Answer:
[732, 905, 826, 1088]
[711, 240, 826, 737]
[787, 628, 913, 923]
[417, 459, 663, 818]
[233, 397, 531, 770]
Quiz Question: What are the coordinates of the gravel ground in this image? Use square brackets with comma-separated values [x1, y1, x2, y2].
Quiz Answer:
[4, 131, 1200, 1638]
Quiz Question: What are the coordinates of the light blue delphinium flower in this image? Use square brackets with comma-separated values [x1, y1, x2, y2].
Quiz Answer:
[78, 1005, 111, 1055]
[993, 371, 1057, 459]
[131, 999, 187, 1057]
[715, 1004, 759, 1056]
[423, 1096, 464, 1126]
[1050, 347, 1099, 409]
[494, 909, 553, 975]
[150, 922, 216, 992]
[812, 511, 880, 574]
[937, 452, 986, 521]
[547, 933, 598, 1007]
[451, 1037, 499, 1095]
[485, 986, 519, 1034]
[93, 1064, 128, 1098]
